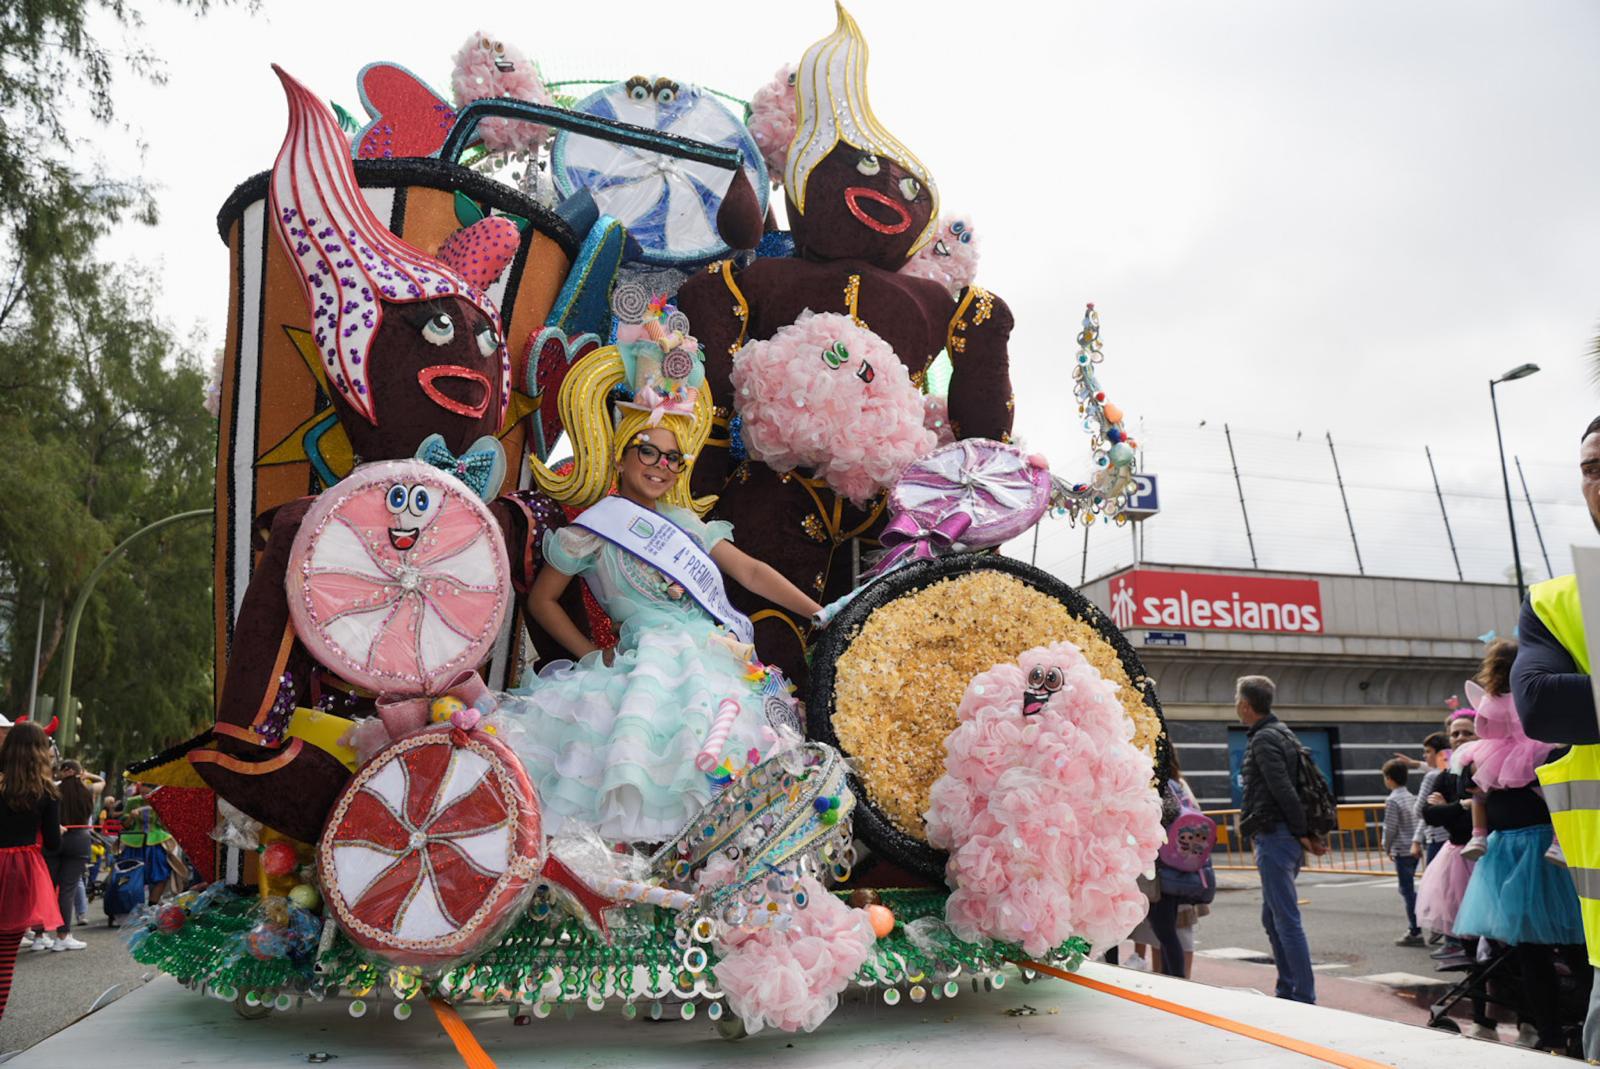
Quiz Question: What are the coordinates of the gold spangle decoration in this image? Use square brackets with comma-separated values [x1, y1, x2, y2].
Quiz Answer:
[831, 571, 1162, 842]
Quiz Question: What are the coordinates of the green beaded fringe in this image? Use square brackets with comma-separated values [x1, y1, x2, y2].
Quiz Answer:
[130, 888, 1089, 1013]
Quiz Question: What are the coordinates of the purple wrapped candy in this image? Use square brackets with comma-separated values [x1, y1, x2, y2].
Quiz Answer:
[870, 440, 1051, 581]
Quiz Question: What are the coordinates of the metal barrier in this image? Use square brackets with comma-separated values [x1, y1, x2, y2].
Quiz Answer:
[1207, 804, 1393, 876]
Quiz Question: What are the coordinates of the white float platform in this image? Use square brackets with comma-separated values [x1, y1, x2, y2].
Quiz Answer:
[7, 961, 1549, 1068]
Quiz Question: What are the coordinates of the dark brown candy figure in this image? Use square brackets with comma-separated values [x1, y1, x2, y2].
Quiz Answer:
[677, 7, 1015, 692]
[189, 68, 576, 843]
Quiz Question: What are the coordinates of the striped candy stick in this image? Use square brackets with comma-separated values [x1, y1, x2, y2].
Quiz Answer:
[595, 877, 695, 911]
[695, 698, 742, 773]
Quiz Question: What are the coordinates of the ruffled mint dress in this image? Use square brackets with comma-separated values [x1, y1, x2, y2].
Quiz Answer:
[501, 505, 793, 843]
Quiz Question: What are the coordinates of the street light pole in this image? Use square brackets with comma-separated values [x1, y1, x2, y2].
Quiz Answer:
[1489, 363, 1540, 603]
[55, 508, 211, 755]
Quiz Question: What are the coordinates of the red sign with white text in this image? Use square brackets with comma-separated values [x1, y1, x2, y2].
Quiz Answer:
[1105, 570, 1324, 634]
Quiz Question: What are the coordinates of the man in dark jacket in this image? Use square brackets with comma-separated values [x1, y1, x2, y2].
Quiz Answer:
[1236, 675, 1326, 1004]
[1511, 415, 1600, 1060]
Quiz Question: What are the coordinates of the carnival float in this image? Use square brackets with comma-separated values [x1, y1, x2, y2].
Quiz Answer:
[120, 4, 1165, 1046]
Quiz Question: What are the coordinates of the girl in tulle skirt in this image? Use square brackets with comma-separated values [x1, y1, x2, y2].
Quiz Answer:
[0, 722, 65, 1020]
[1416, 712, 1477, 947]
[1451, 641, 1583, 1052]
[1454, 641, 1576, 944]
[1413, 761, 1473, 936]
[1458, 639, 1556, 862]
[502, 330, 822, 844]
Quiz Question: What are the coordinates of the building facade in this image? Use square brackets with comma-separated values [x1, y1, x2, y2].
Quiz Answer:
[1079, 563, 1520, 809]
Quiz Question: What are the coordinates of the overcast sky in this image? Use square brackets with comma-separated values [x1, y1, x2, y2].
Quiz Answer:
[88, 0, 1600, 597]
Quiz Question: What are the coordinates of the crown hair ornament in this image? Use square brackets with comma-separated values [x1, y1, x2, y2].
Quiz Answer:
[610, 280, 705, 426]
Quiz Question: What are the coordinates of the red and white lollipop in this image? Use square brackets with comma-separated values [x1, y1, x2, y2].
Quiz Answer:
[318, 725, 544, 967]
[287, 460, 510, 698]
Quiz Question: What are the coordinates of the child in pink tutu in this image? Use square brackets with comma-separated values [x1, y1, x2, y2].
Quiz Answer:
[1415, 711, 1477, 946]
[0, 722, 64, 1021]
[1458, 640, 1556, 861]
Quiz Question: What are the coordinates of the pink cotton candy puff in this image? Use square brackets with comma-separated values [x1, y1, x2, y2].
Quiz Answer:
[747, 64, 797, 183]
[925, 641, 1165, 957]
[731, 312, 936, 504]
[450, 32, 552, 155]
[713, 876, 874, 1035]
[899, 214, 982, 298]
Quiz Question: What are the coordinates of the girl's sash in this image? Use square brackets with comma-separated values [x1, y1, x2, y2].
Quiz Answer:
[572, 497, 755, 644]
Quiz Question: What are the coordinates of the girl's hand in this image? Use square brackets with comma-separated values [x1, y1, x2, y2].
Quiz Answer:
[601, 647, 616, 667]
[1427, 792, 1446, 806]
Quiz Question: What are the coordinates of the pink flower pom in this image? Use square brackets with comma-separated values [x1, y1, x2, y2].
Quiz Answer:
[899, 214, 982, 297]
[731, 312, 936, 503]
[450, 32, 552, 154]
[713, 877, 874, 1034]
[922, 395, 955, 447]
[747, 65, 797, 183]
[925, 641, 1165, 957]
[693, 853, 740, 893]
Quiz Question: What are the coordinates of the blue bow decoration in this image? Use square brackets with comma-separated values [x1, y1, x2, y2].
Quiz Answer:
[414, 434, 506, 502]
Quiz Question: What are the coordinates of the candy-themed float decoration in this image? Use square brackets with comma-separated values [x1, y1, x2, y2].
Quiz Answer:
[552, 77, 768, 267]
[1052, 303, 1141, 523]
[318, 723, 543, 967]
[810, 554, 1170, 884]
[926, 640, 1166, 956]
[287, 460, 511, 700]
[122, 2, 1174, 1046]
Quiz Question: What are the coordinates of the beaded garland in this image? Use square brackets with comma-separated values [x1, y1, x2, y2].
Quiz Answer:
[128, 886, 1087, 1022]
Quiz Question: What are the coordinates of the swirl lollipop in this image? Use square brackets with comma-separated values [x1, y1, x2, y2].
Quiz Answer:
[287, 459, 511, 698]
[318, 725, 544, 967]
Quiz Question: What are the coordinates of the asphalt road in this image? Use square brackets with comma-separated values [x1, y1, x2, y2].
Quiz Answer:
[1193, 868, 1452, 985]
[0, 920, 154, 1059]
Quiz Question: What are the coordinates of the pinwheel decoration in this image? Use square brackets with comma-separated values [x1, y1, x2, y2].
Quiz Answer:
[318, 725, 544, 966]
[287, 460, 511, 698]
[551, 78, 768, 266]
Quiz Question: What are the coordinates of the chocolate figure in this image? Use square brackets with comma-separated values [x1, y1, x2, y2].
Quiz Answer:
[677, 7, 1016, 691]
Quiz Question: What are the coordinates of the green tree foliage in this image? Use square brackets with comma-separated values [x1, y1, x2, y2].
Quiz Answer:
[0, 1, 230, 773]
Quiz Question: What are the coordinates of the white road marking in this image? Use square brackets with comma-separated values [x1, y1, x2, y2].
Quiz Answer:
[1355, 972, 1447, 987]
[1195, 947, 1271, 960]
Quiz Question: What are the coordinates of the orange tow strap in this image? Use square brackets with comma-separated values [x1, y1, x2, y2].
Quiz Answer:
[1013, 959, 1394, 1069]
[429, 998, 497, 1069]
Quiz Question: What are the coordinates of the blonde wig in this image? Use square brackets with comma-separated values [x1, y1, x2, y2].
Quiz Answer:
[530, 345, 716, 515]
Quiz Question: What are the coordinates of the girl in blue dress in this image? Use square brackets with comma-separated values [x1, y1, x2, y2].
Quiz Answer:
[501, 323, 822, 843]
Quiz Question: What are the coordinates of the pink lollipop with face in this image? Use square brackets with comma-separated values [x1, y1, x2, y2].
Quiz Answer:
[287, 459, 510, 698]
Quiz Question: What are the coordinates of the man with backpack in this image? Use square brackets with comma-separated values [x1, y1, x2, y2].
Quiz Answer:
[1236, 674, 1330, 1005]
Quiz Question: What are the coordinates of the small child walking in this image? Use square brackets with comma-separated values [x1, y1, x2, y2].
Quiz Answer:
[1381, 758, 1423, 947]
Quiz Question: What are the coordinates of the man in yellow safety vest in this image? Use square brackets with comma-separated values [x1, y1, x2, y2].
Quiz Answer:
[1513, 416, 1600, 1062]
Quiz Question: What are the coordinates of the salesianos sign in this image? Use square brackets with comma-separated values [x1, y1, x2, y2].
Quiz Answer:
[1106, 570, 1324, 634]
